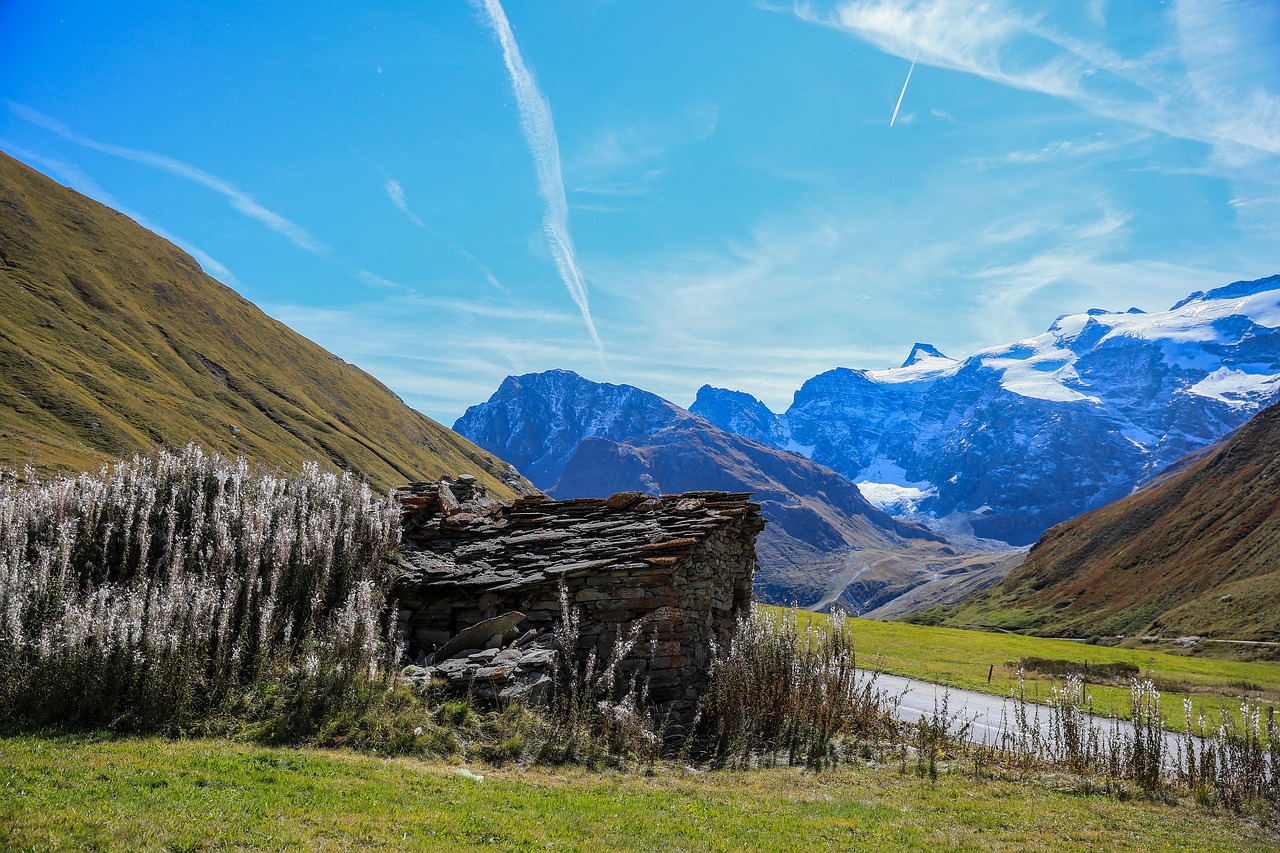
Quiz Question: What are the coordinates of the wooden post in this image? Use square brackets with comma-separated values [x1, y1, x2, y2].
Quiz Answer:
[987, 664, 994, 683]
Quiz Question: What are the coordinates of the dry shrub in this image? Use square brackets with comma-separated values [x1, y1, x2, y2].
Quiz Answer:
[698, 607, 897, 768]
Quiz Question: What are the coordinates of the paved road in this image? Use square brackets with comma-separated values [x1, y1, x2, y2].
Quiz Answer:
[868, 671, 1205, 767]
[875, 672, 1026, 746]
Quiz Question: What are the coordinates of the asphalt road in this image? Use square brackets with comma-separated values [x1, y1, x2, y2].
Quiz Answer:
[869, 671, 1206, 767]
[875, 671, 1026, 746]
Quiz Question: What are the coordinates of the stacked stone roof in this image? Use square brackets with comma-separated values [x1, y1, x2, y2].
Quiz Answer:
[393, 477, 764, 594]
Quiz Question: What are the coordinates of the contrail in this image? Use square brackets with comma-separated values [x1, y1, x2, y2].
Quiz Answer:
[890, 56, 918, 127]
[7, 101, 328, 255]
[384, 178, 508, 293]
[474, 0, 607, 365]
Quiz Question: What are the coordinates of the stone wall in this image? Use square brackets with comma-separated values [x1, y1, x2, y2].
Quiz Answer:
[391, 477, 764, 724]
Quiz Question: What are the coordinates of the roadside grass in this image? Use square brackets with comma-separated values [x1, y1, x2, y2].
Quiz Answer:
[780, 608, 1280, 732]
[1, 734, 1275, 852]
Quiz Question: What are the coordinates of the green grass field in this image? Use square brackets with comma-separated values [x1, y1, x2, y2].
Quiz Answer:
[1, 734, 1275, 852]
[781, 608, 1280, 731]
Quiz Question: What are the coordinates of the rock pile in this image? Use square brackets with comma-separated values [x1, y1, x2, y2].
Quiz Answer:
[391, 476, 764, 726]
[400, 611, 559, 704]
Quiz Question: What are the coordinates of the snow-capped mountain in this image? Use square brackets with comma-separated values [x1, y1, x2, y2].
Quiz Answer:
[454, 370, 1017, 608]
[690, 275, 1280, 545]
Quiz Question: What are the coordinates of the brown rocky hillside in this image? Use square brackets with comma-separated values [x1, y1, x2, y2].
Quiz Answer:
[915, 400, 1280, 641]
[0, 150, 530, 496]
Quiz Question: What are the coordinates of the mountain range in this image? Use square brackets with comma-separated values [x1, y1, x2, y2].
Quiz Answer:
[691, 279, 1280, 544]
[454, 369, 1020, 607]
[9, 142, 1279, 639]
[0, 149, 530, 496]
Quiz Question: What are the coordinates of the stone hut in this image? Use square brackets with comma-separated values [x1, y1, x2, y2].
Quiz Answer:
[391, 476, 764, 724]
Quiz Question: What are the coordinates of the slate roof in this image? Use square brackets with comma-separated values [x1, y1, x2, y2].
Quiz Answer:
[392, 478, 764, 594]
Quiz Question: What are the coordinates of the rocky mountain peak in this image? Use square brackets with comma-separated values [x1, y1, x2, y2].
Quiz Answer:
[455, 369, 965, 607]
[689, 385, 787, 448]
[901, 343, 951, 367]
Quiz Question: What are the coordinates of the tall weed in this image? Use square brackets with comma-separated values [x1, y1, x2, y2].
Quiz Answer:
[534, 581, 662, 767]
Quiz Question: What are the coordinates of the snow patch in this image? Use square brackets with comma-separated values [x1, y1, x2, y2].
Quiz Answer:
[856, 481, 935, 512]
[997, 364, 1101, 403]
[1188, 368, 1280, 408]
[855, 459, 936, 513]
[869, 355, 961, 384]
[1121, 426, 1158, 449]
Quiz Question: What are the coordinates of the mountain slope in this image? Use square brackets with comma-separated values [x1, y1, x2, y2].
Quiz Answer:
[455, 370, 1019, 607]
[915, 400, 1280, 641]
[691, 281, 1280, 544]
[0, 150, 529, 496]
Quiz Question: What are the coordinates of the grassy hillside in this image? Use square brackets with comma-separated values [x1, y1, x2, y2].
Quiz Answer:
[0, 150, 530, 495]
[2, 735, 1274, 851]
[912, 400, 1280, 642]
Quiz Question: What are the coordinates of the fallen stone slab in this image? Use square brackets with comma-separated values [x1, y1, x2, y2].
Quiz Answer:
[435, 611, 526, 662]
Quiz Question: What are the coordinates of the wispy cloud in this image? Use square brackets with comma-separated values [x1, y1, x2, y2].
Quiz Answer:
[2, 141, 239, 284]
[963, 206, 1136, 339]
[382, 177, 507, 292]
[384, 178, 428, 229]
[790, 0, 1280, 235]
[791, 1, 1280, 157]
[567, 105, 719, 199]
[412, 296, 576, 324]
[7, 101, 328, 255]
[354, 270, 413, 293]
[965, 131, 1142, 169]
[474, 0, 607, 367]
[264, 296, 594, 421]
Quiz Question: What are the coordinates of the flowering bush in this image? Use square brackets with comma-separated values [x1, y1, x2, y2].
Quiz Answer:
[0, 444, 400, 733]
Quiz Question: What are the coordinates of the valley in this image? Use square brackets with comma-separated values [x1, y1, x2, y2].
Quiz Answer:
[4, 2, 1280, 848]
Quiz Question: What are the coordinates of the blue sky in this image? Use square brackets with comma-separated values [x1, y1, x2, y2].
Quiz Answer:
[3, 1, 1278, 423]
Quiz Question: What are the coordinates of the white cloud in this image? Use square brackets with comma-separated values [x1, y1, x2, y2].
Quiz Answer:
[8, 101, 329, 255]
